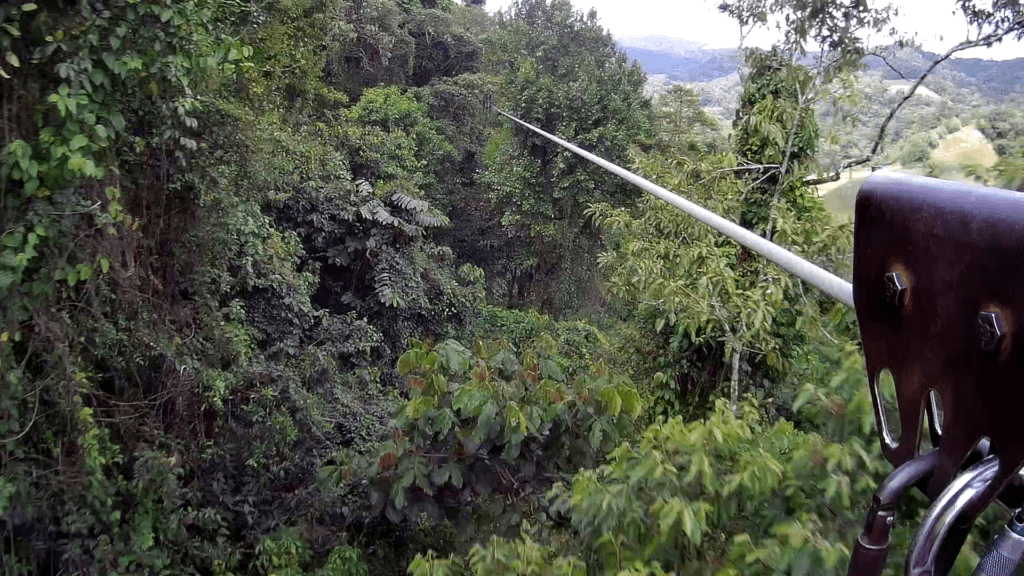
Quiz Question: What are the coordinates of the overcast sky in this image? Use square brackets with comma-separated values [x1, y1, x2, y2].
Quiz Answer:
[486, 0, 1024, 60]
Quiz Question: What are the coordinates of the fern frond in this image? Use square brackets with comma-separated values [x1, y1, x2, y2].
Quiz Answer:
[409, 207, 450, 228]
[355, 179, 374, 194]
[390, 191, 430, 213]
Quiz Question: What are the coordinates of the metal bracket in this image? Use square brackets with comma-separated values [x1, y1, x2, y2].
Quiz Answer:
[854, 171, 1024, 525]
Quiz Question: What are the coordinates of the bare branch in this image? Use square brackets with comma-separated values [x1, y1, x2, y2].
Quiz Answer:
[806, 18, 1024, 186]
[717, 164, 782, 173]
[805, 156, 872, 186]
[866, 50, 908, 80]
[1, 388, 40, 443]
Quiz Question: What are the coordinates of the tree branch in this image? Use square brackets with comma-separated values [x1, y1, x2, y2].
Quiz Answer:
[866, 50, 908, 80]
[806, 20, 1024, 186]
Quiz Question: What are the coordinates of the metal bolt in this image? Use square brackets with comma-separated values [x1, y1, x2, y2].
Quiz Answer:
[884, 271, 909, 307]
[978, 311, 1006, 351]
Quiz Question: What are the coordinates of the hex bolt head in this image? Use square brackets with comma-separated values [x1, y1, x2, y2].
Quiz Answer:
[884, 271, 909, 307]
[978, 311, 1006, 351]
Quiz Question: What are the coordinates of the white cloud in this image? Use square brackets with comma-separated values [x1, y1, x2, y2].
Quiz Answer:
[485, 0, 1024, 60]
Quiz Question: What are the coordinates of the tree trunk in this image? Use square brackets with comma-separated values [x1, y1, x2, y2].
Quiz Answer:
[729, 345, 743, 413]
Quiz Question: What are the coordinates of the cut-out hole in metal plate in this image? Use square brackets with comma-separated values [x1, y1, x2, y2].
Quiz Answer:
[919, 397, 937, 455]
[876, 368, 901, 448]
[927, 388, 944, 439]
[959, 437, 992, 473]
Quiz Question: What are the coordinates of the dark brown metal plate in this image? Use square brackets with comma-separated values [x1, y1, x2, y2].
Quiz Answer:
[854, 171, 1024, 515]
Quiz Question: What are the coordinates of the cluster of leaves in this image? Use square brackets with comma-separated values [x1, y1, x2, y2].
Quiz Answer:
[322, 0, 483, 97]
[466, 0, 652, 311]
[469, 305, 613, 372]
[255, 529, 369, 576]
[333, 337, 642, 536]
[590, 157, 851, 417]
[651, 85, 726, 157]
[410, 346, 995, 575]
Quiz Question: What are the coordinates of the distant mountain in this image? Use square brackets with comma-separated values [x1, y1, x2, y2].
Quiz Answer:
[615, 35, 714, 57]
[617, 36, 1024, 101]
[619, 46, 740, 83]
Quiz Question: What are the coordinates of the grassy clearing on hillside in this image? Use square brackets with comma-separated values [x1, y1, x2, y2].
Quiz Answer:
[818, 125, 1000, 218]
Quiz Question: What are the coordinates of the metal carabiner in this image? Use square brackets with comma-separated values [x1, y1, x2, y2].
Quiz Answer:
[906, 455, 1001, 576]
[848, 451, 940, 576]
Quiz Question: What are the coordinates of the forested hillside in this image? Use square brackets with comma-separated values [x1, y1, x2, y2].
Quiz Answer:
[1, 1, 1022, 575]
[623, 39, 1024, 101]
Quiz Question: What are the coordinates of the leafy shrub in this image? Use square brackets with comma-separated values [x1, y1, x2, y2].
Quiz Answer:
[470, 306, 611, 370]
[332, 337, 641, 539]
[256, 528, 369, 576]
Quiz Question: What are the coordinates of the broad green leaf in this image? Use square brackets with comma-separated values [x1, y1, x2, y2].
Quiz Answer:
[0, 253, 19, 267]
[415, 469, 431, 494]
[5, 52, 19, 68]
[20, 3, 38, 11]
[477, 401, 498, 432]
[608, 390, 622, 417]
[448, 464, 463, 489]
[2, 233, 23, 248]
[681, 502, 698, 544]
[539, 358, 563, 382]
[451, 387, 477, 414]
[110, 111, 125, 133]
[397, 350, 418, 375]
[69, 134, 89, 151]
[792, 384, 815, 412]
[438, 340, 471, 374]
[621, 388, 642, 417]
[429, 465, 450, 486]
[434, 409, 454, 436]
[588, 421, 603, 451]
[67, 156, 87, 171]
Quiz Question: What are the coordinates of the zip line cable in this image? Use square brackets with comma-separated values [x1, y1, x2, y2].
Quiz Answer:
[495, 108, 856, 309]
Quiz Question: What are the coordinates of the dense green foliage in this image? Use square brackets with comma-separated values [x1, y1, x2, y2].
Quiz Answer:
[408, 357, 987, 575]
[340, 337, 640, 532]
[0, 0, 491, 573]
[471, 0, 652, 311]
[2, 0, 1021, 575]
